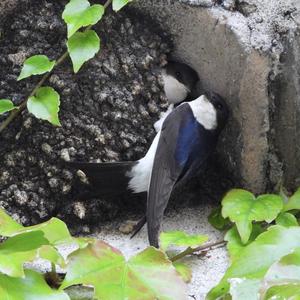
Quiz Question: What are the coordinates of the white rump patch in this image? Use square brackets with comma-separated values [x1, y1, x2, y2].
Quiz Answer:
[162, 69, 189, 104]
[128, 131, 161, 193]
[188, 95, 217, 130]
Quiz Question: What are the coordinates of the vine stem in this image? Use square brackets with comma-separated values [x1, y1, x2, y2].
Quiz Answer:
[0, 0, 113, 134]
[103, 0, 113, 9]
[170, 240, 226, 262]
[51, 262, 56, 274]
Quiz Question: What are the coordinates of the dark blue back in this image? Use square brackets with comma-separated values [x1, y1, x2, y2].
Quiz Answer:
[174, 108, 217, 182]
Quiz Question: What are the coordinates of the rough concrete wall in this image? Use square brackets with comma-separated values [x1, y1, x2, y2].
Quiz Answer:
[271, 17, 300, 190]
[239, 51, 270, 191]
[132, 0, 300, 193]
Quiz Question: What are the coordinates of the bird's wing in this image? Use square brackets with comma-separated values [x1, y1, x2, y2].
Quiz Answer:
[147, 103, 196, 247]
[147, 102, 218, 246]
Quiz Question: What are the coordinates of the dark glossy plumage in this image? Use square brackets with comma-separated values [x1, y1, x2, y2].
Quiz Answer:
[147, 102, 221, 247]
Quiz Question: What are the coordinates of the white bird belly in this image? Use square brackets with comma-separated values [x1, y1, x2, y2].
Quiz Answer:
[128, 131, 161, 193]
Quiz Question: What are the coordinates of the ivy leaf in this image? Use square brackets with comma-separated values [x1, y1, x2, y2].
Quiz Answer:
[0, 269, 69, 299]
[39, 245, 66, 267]
[160, 231, 208, 251]
[229, 278, 261, 300]
[74, 237, 95, 249]
[27, 87, 61, 126]
[61, 240, 187, 300]
[18, 55, 55, 81]
[62, 0, 104, 38]
[207, 226, 300, 300]
[14, 218, 72, 245]
[173, 262, 192, 283]
[283, 187, 300, 212]
[229, 247, 300, 300]
[222, 189, 283, 243]
[0, 231, 49, 277]
[263, 247, 300, 283]
[67, 30, 100, 73]
[280, 247, 300, 266]
[0, 208, 72, 245]
[225, 224, 264, 261]
[208, 207, 230, 230]
[0, 208, 23, 234]
[0, 99, 18, 114]
[260, 248, 300, 298]
[276, 212, 299, 227]
[112, 0, 132, 11]
[265, 284, 300, 300]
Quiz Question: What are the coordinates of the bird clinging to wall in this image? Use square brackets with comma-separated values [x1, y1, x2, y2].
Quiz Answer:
[147, 93, 229, 247]
[67, 61, 200, 197]
[66, 61, 228, 247]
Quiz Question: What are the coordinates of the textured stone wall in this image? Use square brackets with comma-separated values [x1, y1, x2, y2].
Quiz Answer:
[0, 0, 171, 230]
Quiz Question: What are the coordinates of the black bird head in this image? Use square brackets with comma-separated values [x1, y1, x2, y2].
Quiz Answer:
[206, 92, 229, 132]
[162, 61, 199, 104]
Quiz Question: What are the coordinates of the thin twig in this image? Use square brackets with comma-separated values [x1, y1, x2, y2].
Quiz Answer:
[170, 240, 226, 262]
[0, 0, 113, 134]
[51, 262, 56, 274]
[103, 0, 113, 9]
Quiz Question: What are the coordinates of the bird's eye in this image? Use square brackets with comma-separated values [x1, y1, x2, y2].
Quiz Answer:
[216, 102, 223, 110]
[175, 71, 182, 80]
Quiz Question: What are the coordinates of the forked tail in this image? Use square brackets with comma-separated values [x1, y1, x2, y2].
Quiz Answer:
[67, 161, 137, 197]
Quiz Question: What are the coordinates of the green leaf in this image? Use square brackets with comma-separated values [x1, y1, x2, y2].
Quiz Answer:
[39, 245, 66, 267]
[0, 269, 69, 299]
[229, 250, 300, 300]
[222, 189, 283, 243]
[276, 212, 299, 227]
[62, 0, 104, 38]
[265, 284, 300, 300]
[112, 0, 132, 11]
[18, 55, 55, 81]
[0, 209, 23, 235]
[280, 247, 300, 266]
[208, 207, 230, 230]
[67, 30, 100, 73]
[16, 218, 72, 245]
[207, 226, 300, 300]
[283, 187, 300, 212]
[229, 278, 261, 300]
[0, 231, 49, 277]
[173, 262, 192, 283]
[160, 231, 208, 251]
[264, 247, 300, 282]
[27, 87, 61, 126]
[0, 99, 18, 114]
[10, 219, 71, 246]
[225, 224, 264, 261]
[74, 237, 95, 249]
[61, 240, 187, 300]
[0, 208, 72, 245]
[260, 248, 300, 299]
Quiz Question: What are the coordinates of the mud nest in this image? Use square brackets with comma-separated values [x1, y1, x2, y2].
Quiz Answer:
[0, 0, 233, 233]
